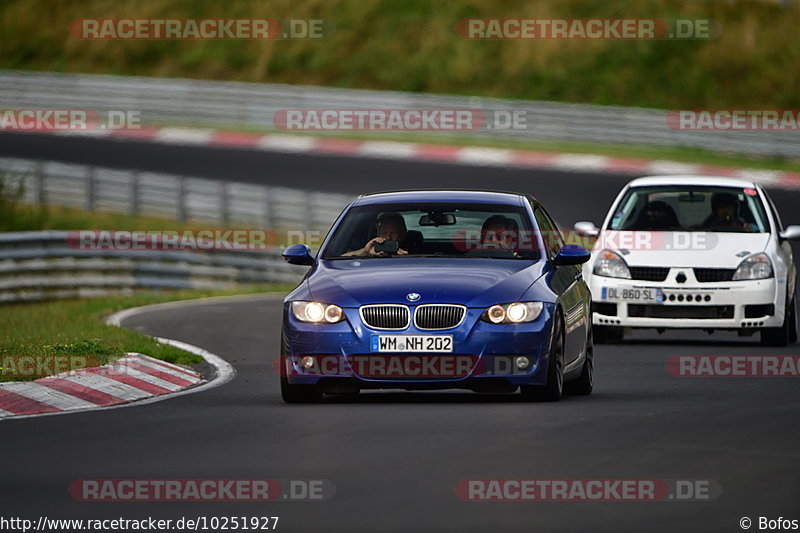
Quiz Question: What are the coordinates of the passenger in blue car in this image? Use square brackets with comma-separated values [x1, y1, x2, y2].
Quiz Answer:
[342, 212, 424, 257]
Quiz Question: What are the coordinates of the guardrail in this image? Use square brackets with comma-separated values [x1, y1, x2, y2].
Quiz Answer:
[0, 231, 303, 303]
[0, 156, 352, 302]
[0, 156, 351, 232]
[1, 70, 797, 158]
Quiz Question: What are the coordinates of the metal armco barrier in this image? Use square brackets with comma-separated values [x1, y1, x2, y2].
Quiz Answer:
[0, 231, 304, 302]
[1, 70, 797, 157]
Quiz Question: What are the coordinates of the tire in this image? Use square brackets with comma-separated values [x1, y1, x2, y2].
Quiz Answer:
[761, 294, 795, 347]
[521, 311, 564, 402]
[565, 323, 593, 396]
[280, 376, 323, 403]
[593, 325, 624, 344]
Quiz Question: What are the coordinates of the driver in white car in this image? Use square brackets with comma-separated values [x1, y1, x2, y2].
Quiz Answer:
[704, 192, 754, 232]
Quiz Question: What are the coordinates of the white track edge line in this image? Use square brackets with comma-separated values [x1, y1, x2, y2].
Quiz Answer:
[0, 293, 281, 421]
[105, 292, 285, 327]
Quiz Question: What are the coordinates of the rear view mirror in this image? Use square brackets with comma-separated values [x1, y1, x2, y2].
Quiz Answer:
[282, 244, 315, 265]
[780, 225, 800, 241]
[553, 244, 591, 266]
[679, 192, 707, 203]
[573, 221, 599, 238]
[419, 212, 456, 226]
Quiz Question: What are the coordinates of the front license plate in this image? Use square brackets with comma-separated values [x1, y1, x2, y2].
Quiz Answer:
[602, 287, 664, 303]
[370, 335, 453, 353]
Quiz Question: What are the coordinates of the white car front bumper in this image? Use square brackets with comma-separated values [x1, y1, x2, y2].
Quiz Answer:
[587, 270, 784, 330]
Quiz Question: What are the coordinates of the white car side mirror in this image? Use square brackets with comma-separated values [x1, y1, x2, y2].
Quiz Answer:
[779, 225, 800, 241]
[574, 221, 600, 238]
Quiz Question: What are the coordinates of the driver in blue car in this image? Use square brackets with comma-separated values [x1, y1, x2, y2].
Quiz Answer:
[479, 215, 521, 258]
[343, 212, 424, 257]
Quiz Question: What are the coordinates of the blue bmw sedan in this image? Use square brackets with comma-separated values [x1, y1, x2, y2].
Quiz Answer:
[279, 190, 593, 402]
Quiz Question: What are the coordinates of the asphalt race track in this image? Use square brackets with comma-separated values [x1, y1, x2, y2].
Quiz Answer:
[2, 132, 800, 532]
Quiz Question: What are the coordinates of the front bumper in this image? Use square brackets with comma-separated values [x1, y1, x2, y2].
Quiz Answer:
[588, 274, 783, 329]
[281, 305, 554, 388]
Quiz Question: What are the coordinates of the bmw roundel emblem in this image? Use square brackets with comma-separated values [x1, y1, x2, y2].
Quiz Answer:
[406, 292, 421, 302]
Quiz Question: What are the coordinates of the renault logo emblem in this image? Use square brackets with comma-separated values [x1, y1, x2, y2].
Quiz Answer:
[406, 293, 421, 302]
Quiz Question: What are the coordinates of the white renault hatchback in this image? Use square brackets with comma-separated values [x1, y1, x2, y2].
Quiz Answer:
[575, 176, 799, 345]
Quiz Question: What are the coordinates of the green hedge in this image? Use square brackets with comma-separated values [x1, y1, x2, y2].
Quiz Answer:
[1, 0, 798, 108]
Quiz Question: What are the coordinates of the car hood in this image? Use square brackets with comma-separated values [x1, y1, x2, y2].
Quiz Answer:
[591, 231, 770, 268]
[304, 258, 547, 308]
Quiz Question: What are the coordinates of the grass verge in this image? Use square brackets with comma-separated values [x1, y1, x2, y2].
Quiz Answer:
[0, 286, 292, 382]
[1, 0, 798, 109]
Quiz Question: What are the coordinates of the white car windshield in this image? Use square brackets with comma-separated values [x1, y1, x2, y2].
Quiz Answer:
[608, 186, 769, 233]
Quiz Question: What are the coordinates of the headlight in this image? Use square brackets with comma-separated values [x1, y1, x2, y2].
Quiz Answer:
[481, 302, 543, 324]
[593, 250, 631, 279]
[732, 253, 773, 280]
[291, 301, 345, 323]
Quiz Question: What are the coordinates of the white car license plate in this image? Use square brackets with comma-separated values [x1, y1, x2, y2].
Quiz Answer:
[370, 335, 453, 353]
[602, 287, 664, 303]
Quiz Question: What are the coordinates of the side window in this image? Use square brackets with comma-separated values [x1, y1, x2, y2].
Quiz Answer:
[534, 207, 564, 259]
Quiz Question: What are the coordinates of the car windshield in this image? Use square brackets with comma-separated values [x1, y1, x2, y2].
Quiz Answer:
[322, 202, 541, 260]
[608, 185, 769, 233]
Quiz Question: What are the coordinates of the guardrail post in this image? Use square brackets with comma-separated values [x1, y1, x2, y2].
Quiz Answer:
[263, 187, 274, 232]
[177, 176, 187, 223]
[305, 191, 314, 232]
[86, 167, 96, 212]
[33, 161, 44, 205]
[220, 181, 230, 226]
[130, 171, 140, 216]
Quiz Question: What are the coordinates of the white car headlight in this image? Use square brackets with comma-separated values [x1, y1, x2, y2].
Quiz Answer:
[291, 301, 344, 323]
[482, 302, 543, 324]
[732, 253, 773, 280]
[593, 250, 632, 279]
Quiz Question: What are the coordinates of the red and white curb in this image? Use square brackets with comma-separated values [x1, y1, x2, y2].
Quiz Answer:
[41, 126, 800, 190]
[0, 353, 203, 419]
[0, 296, 244, 421]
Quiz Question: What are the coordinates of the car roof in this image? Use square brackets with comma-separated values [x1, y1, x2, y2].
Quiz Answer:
[627, 175, 758, 189]
[353, 189, 529, 206]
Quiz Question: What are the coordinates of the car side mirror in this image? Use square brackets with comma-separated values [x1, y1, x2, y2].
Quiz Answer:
[779, 225, 800, 241]
[553, 244, 591, 266]
[573, 221, 600, 238]
[282, 244, 315, 265]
